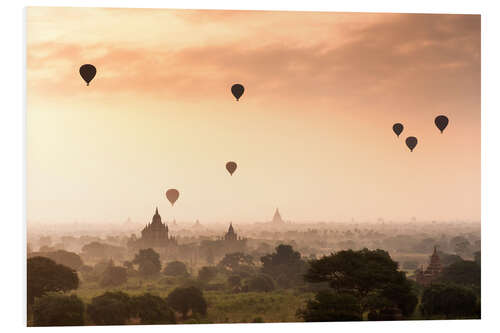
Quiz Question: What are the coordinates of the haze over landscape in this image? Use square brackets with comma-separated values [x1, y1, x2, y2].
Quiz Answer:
[27, 8, 480, 225]
[25, 8, 482, 327]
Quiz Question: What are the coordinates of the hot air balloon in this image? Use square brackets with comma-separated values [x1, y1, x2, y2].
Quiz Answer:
[434, 115, 449, 133]
[79, 64, 96, 86]
[166, 189, 179, 206]
[392, 123, 404, 138]
[226, 161, 237, 176]
[231, 84, 244, 101]
[405, 136, 418, 152]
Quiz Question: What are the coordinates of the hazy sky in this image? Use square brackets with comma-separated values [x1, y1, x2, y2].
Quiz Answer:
[27, 8, 480, 224]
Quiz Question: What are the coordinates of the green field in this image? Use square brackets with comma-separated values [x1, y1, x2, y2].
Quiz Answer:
[71, 275, 313, 324]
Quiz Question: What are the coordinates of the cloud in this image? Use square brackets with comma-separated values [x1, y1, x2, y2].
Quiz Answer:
[27, 13, 480, 111]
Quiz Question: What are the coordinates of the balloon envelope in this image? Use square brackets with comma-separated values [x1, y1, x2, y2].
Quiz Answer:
[231, 84, 244, 101]
[405, 136, 418, 152]
[79, 64, 96, 86]
[226, 161, 237, 176]
[166, 189, 179, 206]
[434, 115, 449, 133]
[392, 123, 404, 137]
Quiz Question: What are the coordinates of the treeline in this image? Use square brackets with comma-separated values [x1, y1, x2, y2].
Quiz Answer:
[27, 244, 480, 326]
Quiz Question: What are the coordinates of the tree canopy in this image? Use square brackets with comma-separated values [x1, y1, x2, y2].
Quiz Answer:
[167, 286, 207, 319]
[29, 250, 83, 270]
[131, 293, 176, 324]
[420, 283, 479, 318]
[297, 290, 362, 322]
[87, 291, 133, 325]
[133, 248, 161, 277]
[260, 244, 308, 288]
[33, 294, 84, 326]
[198, 266, 218, 283]
[304, 249, 417, 318]
[244, 274, 275, 292]
[439, 260, 480, 289]
[163, 261, 189, 277]
[27, 256, 79, 305]
[100, 265, 128, 287]
[218, 252, 254, 274]
[305, 249, 400, 297]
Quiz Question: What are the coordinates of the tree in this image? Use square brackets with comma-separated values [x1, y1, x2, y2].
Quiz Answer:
[438, 251, 464, 267]
[27, 256, 79, 305]
[167, 286, 207, 319]
[305, 249, 400, 298]
[100, 265, 128, 287]
[123, 260, 138, 277]
[29, 250, 83, 270]
[81, 241, 126, 261]
[420, 283, 479, 318]
[131, 293, 176, 324]
[305, 249, 417, 317]
[439, 260, 480, 288]
[133, 248, 161, 277]
[244, 274, 275, 292]
[87, 291, 133, 325]
[378, 274, 418, 317]
[260, 244, 308, 288]
[297, 290, 362, 322]
[163, 261, 189, 277]
[198, 266, 218, 283]
[78, 264, 95, 282]
[32, 294, 84, 326]
[94, 259, 114, 276]
[449, 236, 472, 257]
[218, 252, 254, 273]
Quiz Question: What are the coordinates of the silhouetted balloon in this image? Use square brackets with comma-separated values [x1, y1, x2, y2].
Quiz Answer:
[79, 64, 96, 86]
[226, 161, 237, 176]
[405, 136, 418, 152]
[392, 123, 404, 138]
[166, 189, 179, 206]
[231, 84, 244, 101]
[434, 115, 449, 133]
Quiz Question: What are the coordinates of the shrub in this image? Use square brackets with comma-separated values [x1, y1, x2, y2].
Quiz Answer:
[297, 290, 362, 322]
[100, 266, 127, 287]
[420, 283, 479, 318]
[33, 294, 84, 326]
[163, 261, 189, 277]
[244, 274, 275, 292]
[198, 266, 218, 282]
[167, 286, 207, 319]
[131, 293, 176, 324]
[87, 291, 132, 325]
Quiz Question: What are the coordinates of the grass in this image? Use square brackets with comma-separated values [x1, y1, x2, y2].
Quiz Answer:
[204, 290, 313, 323]
[72, 275, 312, 324]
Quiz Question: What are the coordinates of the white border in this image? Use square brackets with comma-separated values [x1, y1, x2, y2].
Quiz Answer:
[2, 1, 498, 332]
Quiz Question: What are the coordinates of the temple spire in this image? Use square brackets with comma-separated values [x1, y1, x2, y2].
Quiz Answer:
[272, 208, 284, 224]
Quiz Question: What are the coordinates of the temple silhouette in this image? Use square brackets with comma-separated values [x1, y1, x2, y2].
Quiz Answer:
[128, 207, 177, 249]
[272, 208, 284, 224]
[415, 246, 442, 286]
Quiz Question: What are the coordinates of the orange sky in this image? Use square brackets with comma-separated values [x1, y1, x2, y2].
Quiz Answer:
[26, 7, 480, 224]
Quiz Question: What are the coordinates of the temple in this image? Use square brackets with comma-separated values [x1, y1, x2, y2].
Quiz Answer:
[415, 246, 442, 286]
[224, 223, 238, 241]
[272, 208, 284, 224]
[131, 207, 177, 249]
